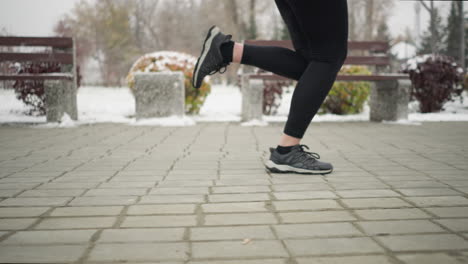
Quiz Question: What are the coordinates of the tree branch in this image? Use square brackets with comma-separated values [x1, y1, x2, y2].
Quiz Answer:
[418, 0, 430, 13]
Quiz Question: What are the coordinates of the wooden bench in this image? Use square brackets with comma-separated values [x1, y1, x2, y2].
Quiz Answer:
[0, 36, 78, 122]
[239, 40, 411, 122]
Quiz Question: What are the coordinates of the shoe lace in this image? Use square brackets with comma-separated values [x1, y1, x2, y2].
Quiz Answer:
[208, 61, 229, 75]
[208, 34, 232, 75]
[297, 144, 320, 162]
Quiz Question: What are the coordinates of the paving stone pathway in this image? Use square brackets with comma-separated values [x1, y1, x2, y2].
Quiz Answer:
[0, 122, 467, 263]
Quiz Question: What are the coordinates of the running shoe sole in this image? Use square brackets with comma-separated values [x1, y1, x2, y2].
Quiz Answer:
[264, 160, 333, 175]
[192, 25, 220, 88]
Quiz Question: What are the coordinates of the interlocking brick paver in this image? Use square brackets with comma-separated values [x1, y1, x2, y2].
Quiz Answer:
[69, 196, 137, 206]
[0, 207, 49, 217]
[274, 223, 362, 238]
[357, 220, 445, 235]
[353, 208, 430, 220]
[285, 237, 384, 256]
[271, 183, 330, 191]
[296, 256, 394, 264]
[341, 198, 412, 208]
[208, 193, 270, 202]
[121, 215, 197, 227]
[202, 202, 267, 213]
[0, 245, 87, 263]
[192, 240, 288, 258]
[377, 234, 468, 251]
[190, 225, 274, 240]
[140, 195, 205, 204]
[128, 204, 196, 215]
[425, 207, 468, 217]
[336, 189, 400, 198]
[0, 218, 37, 230]
[406, 196, 468, 207]
[279, 211, 356, 223]
[84, 188, 148, 196]
[397, 188, 462, 196]
[211, 186, 270, 193]
[273, 200, 342, 211]
[396, 253, 468, 264]
[35, 217, 116, 229]
[150, 187, 209, 195]
[434, 219, 468, 232]
[273, 191, 336, 200]
[204, 213, 277, 225]
[50, 206, 123, 216]
[99, 228, 185, 242]
[0, 197, 72, 206]
[19, 189, 86, 197]
[188, 260, 285, 264]
[1, 122, 468, 262]
[2, 230, 96, 244]
[89, 242, 189, 262]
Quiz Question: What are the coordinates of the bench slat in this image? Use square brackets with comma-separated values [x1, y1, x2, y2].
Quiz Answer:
[344, 56, 390, 66]
[0, 74, 74, 81]
[0, 52, 73, 64]
[0, 37, 73, 48]
[244, 40, 389, 53]
[248, 74, 409, 81]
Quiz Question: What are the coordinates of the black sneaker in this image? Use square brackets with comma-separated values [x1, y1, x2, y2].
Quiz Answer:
[192, 25, 232, 89]
[265, 144, 333, 174]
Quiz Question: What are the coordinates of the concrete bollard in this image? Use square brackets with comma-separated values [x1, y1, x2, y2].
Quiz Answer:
[134, 72, 185, 119]
[370, 79, 411, 122]
[44, 78, 77, 122]
[241, 74, 264, 122]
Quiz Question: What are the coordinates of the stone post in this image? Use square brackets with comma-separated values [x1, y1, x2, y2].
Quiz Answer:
[370, 79, 411, 122]
[134, 72, 185, 119]
[241, 74, 264, 121]
[44, 79, 74, 122]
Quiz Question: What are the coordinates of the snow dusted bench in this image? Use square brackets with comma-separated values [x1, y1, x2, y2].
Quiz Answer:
[133, 72, 185, 119]
[240, 40, 411, 122]
[0, 37, 78, 122]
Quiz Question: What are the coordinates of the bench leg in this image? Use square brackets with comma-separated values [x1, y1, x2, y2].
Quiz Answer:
[370, 79, 411, 122]
[64, 80, 78, 121]
[44, 80, 65, 122]
[241, 74, 264, 122]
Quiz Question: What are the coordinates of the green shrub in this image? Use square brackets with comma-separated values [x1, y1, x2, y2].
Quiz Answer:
[126, 51, 211, 114]
[319, 65, 371, 115]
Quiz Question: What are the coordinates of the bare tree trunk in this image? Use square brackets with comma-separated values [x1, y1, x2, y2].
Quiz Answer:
[365, 0, 374, 40]
[348, 0, 357, 40]
[419, 0, 437, 54]
[459, 1, 465, 69]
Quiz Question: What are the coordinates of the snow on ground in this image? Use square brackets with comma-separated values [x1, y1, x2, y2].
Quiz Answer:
[1, 84, 468, 126]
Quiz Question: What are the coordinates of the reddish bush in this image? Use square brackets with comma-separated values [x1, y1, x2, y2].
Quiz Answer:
[263, 79, 290, 115]
[402, 54, 464, 113]
[12, 62, 81, 116]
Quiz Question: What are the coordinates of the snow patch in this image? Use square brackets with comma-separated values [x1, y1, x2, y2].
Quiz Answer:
[240, 119, 268, 126]
[1, 84, 468, 126]
[36, 113, 77, 128]
[382, 119, 422, 126]
[131, 115, 195, 126]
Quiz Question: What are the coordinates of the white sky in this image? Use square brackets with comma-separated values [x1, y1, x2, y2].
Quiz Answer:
[0, 0, 464, 39]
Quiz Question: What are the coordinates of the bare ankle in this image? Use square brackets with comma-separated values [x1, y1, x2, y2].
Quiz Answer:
[279, 133, 301, 146]
[232, 43, 244, 63]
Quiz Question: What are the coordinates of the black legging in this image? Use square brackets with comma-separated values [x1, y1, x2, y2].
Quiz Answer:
[240, 0, 348, 139]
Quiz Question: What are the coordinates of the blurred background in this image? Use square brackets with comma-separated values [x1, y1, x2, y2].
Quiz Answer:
[0, 0, 466, 124]
[1, 0, 465, 86]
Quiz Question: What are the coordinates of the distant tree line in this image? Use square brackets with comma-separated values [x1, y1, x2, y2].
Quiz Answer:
[55, 0, 397, 86]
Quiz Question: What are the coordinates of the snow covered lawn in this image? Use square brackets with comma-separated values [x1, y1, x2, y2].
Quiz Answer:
[1, 84, 467, 126]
